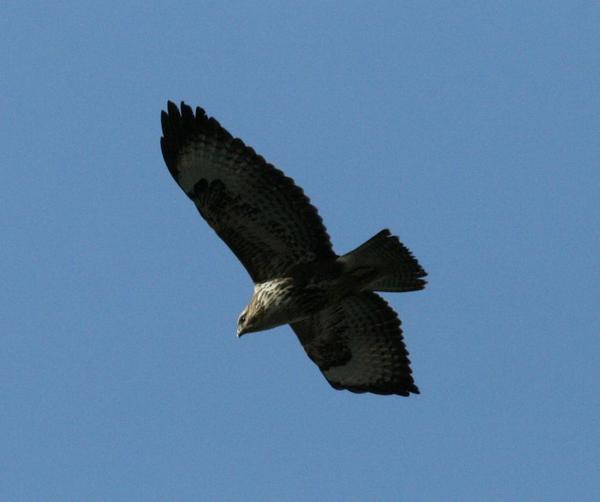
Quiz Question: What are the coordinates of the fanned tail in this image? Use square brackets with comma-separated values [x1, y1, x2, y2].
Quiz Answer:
[341, 229, 427, 292]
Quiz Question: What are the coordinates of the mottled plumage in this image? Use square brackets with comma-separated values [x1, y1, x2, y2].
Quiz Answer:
[160, 101, 427, 396]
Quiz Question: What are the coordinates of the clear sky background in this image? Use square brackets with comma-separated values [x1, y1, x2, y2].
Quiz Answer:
[2, 1, 599, 501]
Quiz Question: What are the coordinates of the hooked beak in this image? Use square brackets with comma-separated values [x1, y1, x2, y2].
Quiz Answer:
[237, 326, 247, 338]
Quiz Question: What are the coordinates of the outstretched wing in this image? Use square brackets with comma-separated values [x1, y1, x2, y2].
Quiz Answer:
[291, 292, 419, 396]
[160, 101, 336, 283]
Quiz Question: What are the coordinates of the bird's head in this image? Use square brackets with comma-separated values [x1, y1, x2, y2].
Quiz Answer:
[236, 297, 284, 337]
[236, 303, 266, 337]
[237, 282, 292, 337]
[236, 306, 254, 337]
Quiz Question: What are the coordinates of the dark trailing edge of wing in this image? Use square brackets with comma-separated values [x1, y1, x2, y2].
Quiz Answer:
[327, 347, 420, 397]
[329, 380, 420, 397]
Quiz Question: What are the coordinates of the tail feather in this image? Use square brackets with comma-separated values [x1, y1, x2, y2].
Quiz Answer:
[342, 229, 427, 293]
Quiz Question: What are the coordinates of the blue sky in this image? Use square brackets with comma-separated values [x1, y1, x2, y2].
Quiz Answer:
[2, 1, 599, 500]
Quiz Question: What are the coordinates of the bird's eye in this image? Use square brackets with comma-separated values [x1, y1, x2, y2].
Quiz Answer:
[239, 314, 246, 324]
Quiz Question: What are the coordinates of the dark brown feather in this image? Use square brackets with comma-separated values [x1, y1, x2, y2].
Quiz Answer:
[292, 292, 419, 396]
[160, 101, 336, 283]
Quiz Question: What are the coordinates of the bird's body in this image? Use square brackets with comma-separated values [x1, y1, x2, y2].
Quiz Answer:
[241, 235, 418, 335]
[160, 101, 427, 396]
[240, 256, 366, 335]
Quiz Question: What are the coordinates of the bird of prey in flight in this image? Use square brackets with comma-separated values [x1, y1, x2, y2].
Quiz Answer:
[160, 102, 427, 396]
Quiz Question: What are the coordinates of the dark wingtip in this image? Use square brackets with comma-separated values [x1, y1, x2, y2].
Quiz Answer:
[160, 101, 183, 179]
[330, 379, 420, 397]
[160, 101, 202, 181]
[167, 100, 180, 117]
[160, 101, 235, 183]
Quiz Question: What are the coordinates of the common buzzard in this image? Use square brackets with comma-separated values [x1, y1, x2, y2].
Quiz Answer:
[160, 102, 427, 396]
